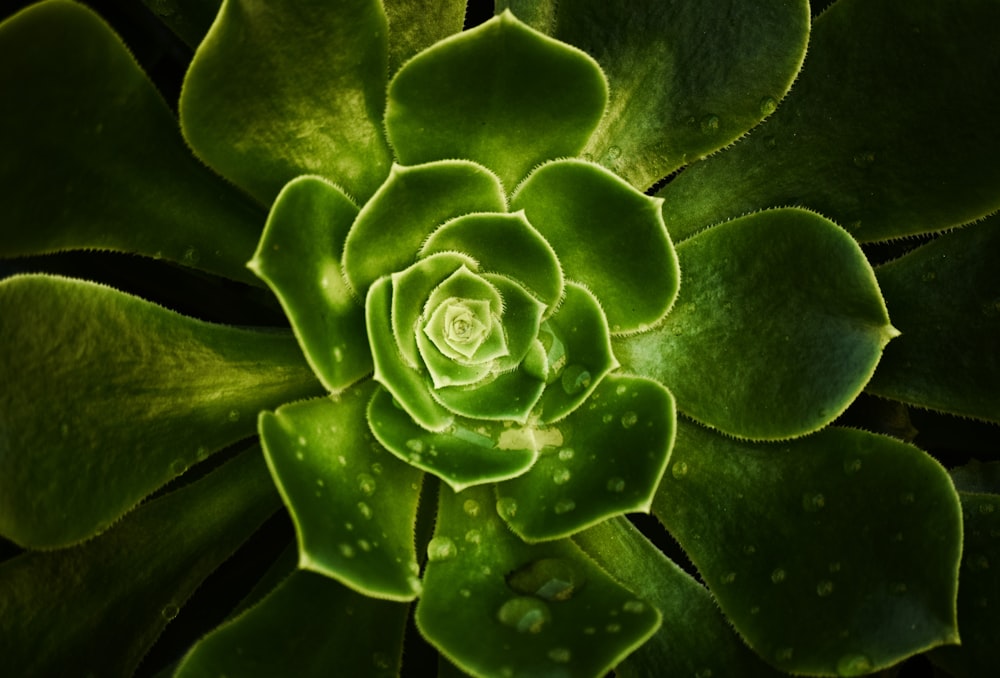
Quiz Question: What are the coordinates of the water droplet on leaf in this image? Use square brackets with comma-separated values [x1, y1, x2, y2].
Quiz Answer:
[497, 596, 552, 633]
[497, 497, 518, 518]
[802, 492, 826, 512]
[554, 499, 576, 514]
[607, 145, 622, 160]
[561, 364, 592, 394]
[623, 600, 646, 614]
[671, 461, 689, 479]
[161, 603, 179, 620]
[463, 499, 481, 517]
[547, 648, 571, 663]
[507, 558, 586, 601]
[552, 467, 571, 485]
[358, 473, 377, 496]
[621, 411, 638, 428]
[606, 477, 626, 492]
[700, 114, 720, 133]
[558, 448, 575, 461]
[771, 568, 787, 584]
[816, 580, 835, 597]
[759, 96, 778, 115]
[427, 536, 457, 562]
[836, 654, 873, 677]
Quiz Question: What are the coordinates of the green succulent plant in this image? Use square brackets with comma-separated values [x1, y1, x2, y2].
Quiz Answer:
[1, 0, 999, 676]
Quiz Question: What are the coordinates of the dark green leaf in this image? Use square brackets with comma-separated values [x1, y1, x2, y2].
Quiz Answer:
[180, 0, 392, 204]
[654, 421, 961, 675]
[660, 0, 1000, 243]
[416, 484, 661, 677]
[383, 0, 466, 74]
[0, 447, 281, 678]
[259, 384, 424, 601]
[0, 274, 321, 548]
[868, 217, 1000, 424]
[0, 0, 264, 285]
[386, 11, 607, 192]
[615, 208, 897, 440]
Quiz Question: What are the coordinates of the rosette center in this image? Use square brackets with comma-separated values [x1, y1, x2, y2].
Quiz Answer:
[428, 298, 492, 358]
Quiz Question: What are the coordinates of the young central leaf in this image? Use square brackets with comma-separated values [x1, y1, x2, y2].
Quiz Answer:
[425, 298, 494, 359]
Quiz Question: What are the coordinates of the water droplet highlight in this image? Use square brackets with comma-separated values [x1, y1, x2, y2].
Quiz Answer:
[700, 114, 720, 134]
[427, 536, 457, 562]
[558, 448, 575, 461]
[554, 499, 576, 514]
[671, 461, 689, 479]
[837, 654, 873, 677]
[357, 502, 373, 519]
[497, 497, 518, 519]
[802, 492, 826, 512]
[358, 473, 377, 496]
[852, 151, 876, 168]
[497, 596, 552, 633]
[161, 603, 179, 620]
[463, 499, 481, 517]
[623, 600, 645, 614]
[816, 580, 835, 597]
[606, 477, 626, 492]
[759, 96, 778, 115]
[771, 568, 787, 584]
[561, 364, 592, 394]
[621, 411, 638, 428]
[507, 558, 586, 601]
[607, 145, 622, 160]
[547, 647, 572, 663]
[552, 467, 571, 485]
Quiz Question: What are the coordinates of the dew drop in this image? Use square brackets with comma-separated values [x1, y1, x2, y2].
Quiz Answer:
[816, 580, 835, 597]
[836, 654, 873, 677]
[700, 114, 720, 133]
[602, 413, 614, 424]
[427, 536, 457, 562]
[358, 473, 377, 496]
[295, 451, 305, 461]
[547, 647, 572, 663]
[297, 435, 307, 446]
[920, 270, 937, 282]
[169, 459, 187, 475]
[829, 561, 842, 573]
[615, 384, 628, 396]
[406, 438, 426, 454]
[372, 652, 392, 670]
[339, 543, 356, 558]
[227, 409, 240, 422]
[743, 544, 757, 556]
[497, 496, 518, 519]
[852, 151, 876, 168]
[552, 467, 572, 485]
[606, 623, 621, 633]
[182, 247, 200, 264]
[802, 492, 826, 512]
[607, 145, 623, 160]
[370, 462, 383, 475]
[497, 596, 552, 633]
[721, 572, 737, 584]
[558, 448, 575, 461]
[759, 96, 778, 115]
[671, 461, 689, 479]
[161, 603, 179, 620]
[900, 491, 916, 505]
[606, 477, 626, 492]
[771, 568, 787, 584]
[357, 502, 373, 519]
[561, 364, 592, 394]
[459, 588, 471, 598]
[463, 499, 481, 517]
[623, 600, 646, 614]
[621, 411, 638, 428]
[979, 502, 996, 515]
[465, 529, 482, 546]
[333, 346, 344, 362]
[507, 558, 586, 601]
[554, 499, 576, 514]
[357, 539, 372, 552]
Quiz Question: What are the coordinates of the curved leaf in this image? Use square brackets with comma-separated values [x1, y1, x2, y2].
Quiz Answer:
[0, 0, 264, 286]
[386, 11, 607, 191]
[259, 385, 424, 601]
[0, 274, 321, 548]
[615, 208, 897, 440]
[249, 176, 371, 393]
[511, 159, 678, 334]
[180, 0, 392, 204]
[0, 447, 280, 678]
[499, 375, 674, 542]
[416, 484, 661, 678]
[868, 217, 1000, 424]
[503, 0, 811, 190]
[661, 0, 1000, 243]
[654, 421, 961, 675]
[175, 568, 408, 678]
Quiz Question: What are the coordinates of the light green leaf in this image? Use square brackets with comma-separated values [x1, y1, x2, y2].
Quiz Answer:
[0, 0, 264, 286]
[615, 208, 897, 440]
[0, 274, 321, 548]
[141, 0, 222, 49]
[433, 362, 546, 423]
[574, 517, 785, 677]
[511, 159, 678, 333]
[481, 274, 547, 372]
[259, 385, 424, 601]
[660, 0, 1000, 243]
[386, 11, 607, 192]
[416, 484, 661, 678]
[383, 0, 467, 74]
[503, 0, 811, 191]
[368, 386, 538, 491]
[654, 421, 961, 675]
[498, 375, 674, 542]
[249, 176, 370, 393]
[180, 0, 392, 204]
[867, 217, 1000, 424]
[342, 161, 506, 295]
[0, 447, 281, 678]
[175, 569, 408, 678]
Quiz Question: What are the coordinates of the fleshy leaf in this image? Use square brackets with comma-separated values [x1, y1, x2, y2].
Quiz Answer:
[175, 569, 408, 678]
[502, 0, 811, 190]
[0, 274, 321, 548]
[0, 0, 264, 286]
[432, 362, 546, 423]
[482, 274, 547, 371]
[498, 375, 674, 542]
[180, 0, 392, 204]
[383, 0, 466, 74]
[342, 161, 506, 295]
[511, 159, 678, 333]
[385, 11, 608, 191]
[615, 208, 897, 440]
[420, 212, 564, 311]
[416, 484, 661, 678]
[259, 385, 424, 601]
[654, 421, 961, 675]
[249, 176, 370, 393]
[536, 282, 619, 424]
[660, 0, 1000, 242]
[574, 517, 786, 677]
[368, 386, 539, 491]
[0, 447, 280, 678]
[867, 217, 1000, 424]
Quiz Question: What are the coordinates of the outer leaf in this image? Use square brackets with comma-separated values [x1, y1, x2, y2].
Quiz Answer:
[259, 384, 424, 601]
[511, 159, 678, 334]
[574, 517, 785, 677]
[661, 0, 1000, 243]
[342, 161, 506, 295]
[654, 421, 961, 675]
[0, 447, 281, 678]
[503, 0, 811, 190]
[416, 484, 661, 678]
[614, 208, 897, 440]
[249, 176, 371, 393]
[368, 386, 539, 491]
[867, 217, 1000, 424]
[499, 375, 674, 542]
[175, 569, 407, 678]
[385, 11, 608, 191]
[0, 0, 264, 286]
[180, 0, 392, 204]
[0, 274, 321, 548]
[383, 0, 466, 74]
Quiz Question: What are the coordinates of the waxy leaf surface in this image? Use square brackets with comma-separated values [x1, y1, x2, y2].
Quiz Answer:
[0, 448, 281, 678]
[661, 0, 1000, 242]
[615, 208, 896, 440]
[181, 0, 392, 204]
[259, 384, 424, 601]
[417, 485, 660, 678]
[0, 0, 264, 285]
[868, 217, 1000, 424]
[655, 421, 961, 675]
[0, 274, 321, 548]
